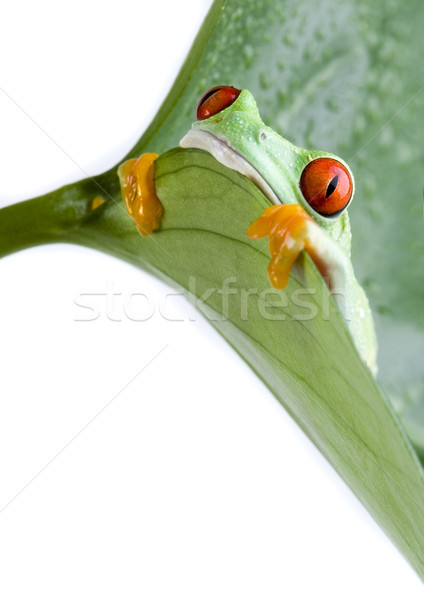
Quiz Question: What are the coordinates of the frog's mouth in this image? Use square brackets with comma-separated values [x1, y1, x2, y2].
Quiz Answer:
[179, 130, 281, 206]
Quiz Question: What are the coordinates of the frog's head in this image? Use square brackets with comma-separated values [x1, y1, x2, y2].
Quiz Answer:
[180, 86, 354, 250]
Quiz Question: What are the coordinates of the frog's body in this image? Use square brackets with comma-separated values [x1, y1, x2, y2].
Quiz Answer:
[118, 87, 377, 373]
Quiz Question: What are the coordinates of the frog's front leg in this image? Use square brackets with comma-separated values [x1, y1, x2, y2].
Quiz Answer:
[118, 153, 163, 236]
[247, 204, 316, 289]
[247, 203, 350, 291]
[248, 204, 377, 372]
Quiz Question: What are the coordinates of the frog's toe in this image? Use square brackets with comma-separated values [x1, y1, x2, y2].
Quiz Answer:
[247, 204, 314, 289]
[268, 257, 292, 289]
[246, 205, 281, 238]
[118, 152, 163, 236]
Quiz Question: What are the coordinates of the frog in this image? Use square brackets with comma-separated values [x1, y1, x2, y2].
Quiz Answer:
[118, 86, 377, 373]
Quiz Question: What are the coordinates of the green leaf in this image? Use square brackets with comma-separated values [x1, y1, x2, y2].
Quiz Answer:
[97, 0, 424, 457]
[1, 0, 424, 582]
[2, 147, 424, 578]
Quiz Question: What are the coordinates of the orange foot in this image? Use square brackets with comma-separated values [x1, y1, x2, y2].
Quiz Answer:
[247, 204, 317, 289]
[118, 152, 163, 236]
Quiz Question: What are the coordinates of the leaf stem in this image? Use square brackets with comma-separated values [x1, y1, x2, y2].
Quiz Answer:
[0, 177, 119, 258]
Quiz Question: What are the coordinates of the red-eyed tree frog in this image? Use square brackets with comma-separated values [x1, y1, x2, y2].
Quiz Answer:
[118, 86, 377, 373]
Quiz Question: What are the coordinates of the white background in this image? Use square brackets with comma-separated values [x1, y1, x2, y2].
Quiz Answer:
[0, 1, 422, 597]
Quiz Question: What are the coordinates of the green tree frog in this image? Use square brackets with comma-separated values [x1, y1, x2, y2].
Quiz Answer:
[118, 86, 377, 373]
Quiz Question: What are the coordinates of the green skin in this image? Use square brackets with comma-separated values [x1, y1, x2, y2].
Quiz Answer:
[180, 88, 377, 372]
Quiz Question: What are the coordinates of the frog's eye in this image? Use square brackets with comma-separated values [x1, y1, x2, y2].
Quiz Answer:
[300, 158, 353, 217]
[196, 86, 241, 121]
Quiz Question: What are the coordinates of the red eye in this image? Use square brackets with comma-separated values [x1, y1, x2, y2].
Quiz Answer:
[196, 86, 241, 121]
[299, 158, 353, 217]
